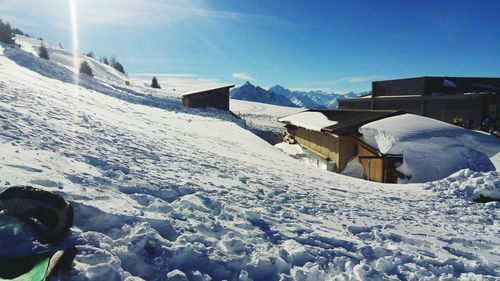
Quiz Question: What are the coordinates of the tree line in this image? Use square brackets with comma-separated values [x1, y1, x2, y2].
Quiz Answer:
[0, 18, 16, 45]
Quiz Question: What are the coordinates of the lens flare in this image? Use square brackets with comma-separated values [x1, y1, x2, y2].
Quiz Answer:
[69, 0, 79, 84]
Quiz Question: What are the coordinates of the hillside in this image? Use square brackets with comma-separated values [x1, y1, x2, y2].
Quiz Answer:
[0, 37, 498, 280]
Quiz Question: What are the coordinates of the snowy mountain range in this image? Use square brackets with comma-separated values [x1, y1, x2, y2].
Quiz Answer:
[230, 82, 367, 109]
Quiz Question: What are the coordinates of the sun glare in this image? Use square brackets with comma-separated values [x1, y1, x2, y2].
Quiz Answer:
[69, 0, 79, 84]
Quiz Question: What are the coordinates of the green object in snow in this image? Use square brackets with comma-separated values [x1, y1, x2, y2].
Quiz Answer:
[0, 251, 50, 281]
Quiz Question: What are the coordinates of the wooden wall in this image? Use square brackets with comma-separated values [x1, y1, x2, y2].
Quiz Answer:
[357, 142, 404, 183]
[372, 77, 426, 97]
[286, 127, 357, 173]
[182, 87, 231, 110]
[287, 127, 340, 171]
[286, 126, 406, 182]
[358, 144, 384, 182]
[339, 94, 494, 129]
[338, 136, 357, 172]
[372, 77, 500, 97]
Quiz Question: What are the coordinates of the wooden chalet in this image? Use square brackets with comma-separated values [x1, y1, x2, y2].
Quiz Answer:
[182, 85, 234, 111]
[279, 109, 406, 183]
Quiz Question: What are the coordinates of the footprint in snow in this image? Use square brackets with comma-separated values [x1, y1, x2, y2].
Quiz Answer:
[6, 164, 43, 173]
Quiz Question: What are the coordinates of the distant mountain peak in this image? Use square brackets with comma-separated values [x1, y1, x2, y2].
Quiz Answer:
[270, 85, 286, 90]
[231, 83, 363, 109]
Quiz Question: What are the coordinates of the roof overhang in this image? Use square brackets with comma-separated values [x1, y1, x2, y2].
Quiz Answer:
[279, 109, 405, 135]
[182, 85, 235, 98]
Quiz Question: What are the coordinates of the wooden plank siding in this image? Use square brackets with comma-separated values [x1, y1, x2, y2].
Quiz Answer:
[354, 138, 404, 183]
[358, 144, 384, 182]
[285, 126, 357, 172]
[338, 135, 358, 172]
[182, 85, 234, 110]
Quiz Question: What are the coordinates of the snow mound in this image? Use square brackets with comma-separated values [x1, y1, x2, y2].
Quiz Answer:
[275, 142, 304, 156]
[340, 157, 364, 179]
[426, 169, 500, 202]
[360, 114, 499, 183]
[360, 114, 466, 154]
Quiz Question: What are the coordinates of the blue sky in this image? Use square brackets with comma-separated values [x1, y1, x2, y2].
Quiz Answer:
[1, 0, 499, 93]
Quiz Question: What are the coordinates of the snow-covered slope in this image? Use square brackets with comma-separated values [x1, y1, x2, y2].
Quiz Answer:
[0, 39, 499, 280]
[230, 99, 303, 133]
[18, 36, 127, 84]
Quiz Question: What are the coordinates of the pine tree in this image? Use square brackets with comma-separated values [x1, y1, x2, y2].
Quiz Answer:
[109, 56, 117, 67]
[0, 19, 15, 44]
[12, 27, 24, 36]
[38, 44, 49, 59]
[109, 56, 125, 74]
[79, 60, 93, 77]
[99, 56, 109, 65]
[86, 51, 95, 59]
[151, 76, 161, 89]
[113, 61, 125, 74]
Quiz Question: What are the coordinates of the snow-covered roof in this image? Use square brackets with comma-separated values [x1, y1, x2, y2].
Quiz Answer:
[360, 114, 499, 182]
[278, 111, 338, 131]
[360, 114, 462, 154]
[279, 109, 403, 134]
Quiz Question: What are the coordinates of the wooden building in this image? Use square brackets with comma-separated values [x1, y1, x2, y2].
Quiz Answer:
[279, 110, 405, 182]
[182, 85, 234, 111]
[371, 76, 499, 97]
[354, 138, 405, 183]
[339, 76, 500, 129]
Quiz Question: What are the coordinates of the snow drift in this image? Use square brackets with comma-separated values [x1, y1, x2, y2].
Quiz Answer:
[426, 169, 500, 202]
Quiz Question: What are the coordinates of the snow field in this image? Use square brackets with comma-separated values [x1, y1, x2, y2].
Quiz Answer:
[0, 38, 498, 280]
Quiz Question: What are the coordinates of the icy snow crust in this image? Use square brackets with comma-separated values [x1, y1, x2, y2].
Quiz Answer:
[0, 38, 499, 280]
[360, 114, 499, 183]
[278, 111, 338, 132]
